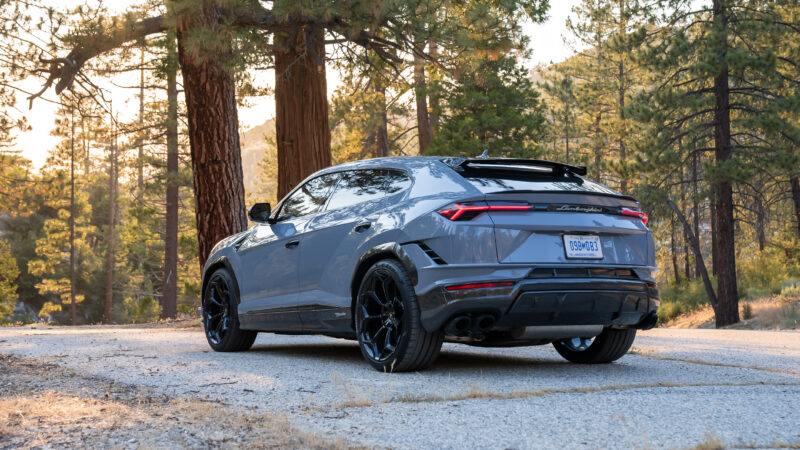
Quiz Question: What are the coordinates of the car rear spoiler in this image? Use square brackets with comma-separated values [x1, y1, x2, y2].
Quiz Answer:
[441, 157, 588, 177]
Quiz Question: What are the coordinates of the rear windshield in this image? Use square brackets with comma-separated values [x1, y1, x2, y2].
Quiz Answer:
[458, 170, 623, 196]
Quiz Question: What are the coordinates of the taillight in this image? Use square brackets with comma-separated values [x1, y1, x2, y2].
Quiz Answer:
[620, 207, 648, 225]
[437, 202, 531, 221]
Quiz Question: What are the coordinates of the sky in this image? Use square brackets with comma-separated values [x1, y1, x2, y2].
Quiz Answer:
[12, 0, 580, 169]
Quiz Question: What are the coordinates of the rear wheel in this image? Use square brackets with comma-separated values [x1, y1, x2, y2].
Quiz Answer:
[355, 259, 443, 372]
[203, 268, 257, 352]
[553, 328, 636, 364]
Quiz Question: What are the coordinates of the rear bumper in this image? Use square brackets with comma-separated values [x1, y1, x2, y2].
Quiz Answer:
[417, 272, 659, 332]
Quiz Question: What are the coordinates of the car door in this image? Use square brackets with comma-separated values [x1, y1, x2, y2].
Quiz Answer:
[297, 169, 412, 332]
[236, 173, 339, 331]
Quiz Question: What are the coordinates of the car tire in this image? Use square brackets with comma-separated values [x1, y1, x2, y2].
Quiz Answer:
[203, 268, 257, 352]
[356, 259, 444, 372]
[552, 327, 636, 364]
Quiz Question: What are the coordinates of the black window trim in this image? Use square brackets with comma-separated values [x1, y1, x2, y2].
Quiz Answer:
[270, 167, 414, 222]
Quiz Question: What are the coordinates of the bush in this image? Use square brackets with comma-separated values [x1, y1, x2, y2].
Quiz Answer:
[658, 301, 683, 324]
[741, 302, 753, 320]
[121, 296, 161, 324]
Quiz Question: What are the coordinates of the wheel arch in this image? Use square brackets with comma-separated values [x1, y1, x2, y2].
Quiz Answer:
[349, 242, 418, 329]
[202, 256, 242, 304]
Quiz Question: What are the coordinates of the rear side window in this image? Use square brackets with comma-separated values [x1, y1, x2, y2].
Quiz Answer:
[278, 173, 340, 220]
[326, 169, 411, 211]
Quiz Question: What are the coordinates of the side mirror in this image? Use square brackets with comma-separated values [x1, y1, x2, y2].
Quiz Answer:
[248, 202, 272, 223]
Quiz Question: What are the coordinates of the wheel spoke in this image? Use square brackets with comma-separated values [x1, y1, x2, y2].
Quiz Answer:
[359, 305, 380, 322]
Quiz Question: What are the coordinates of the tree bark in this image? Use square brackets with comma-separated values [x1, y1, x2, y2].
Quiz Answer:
[176, 8, 247, 268]
[274, 25, 331, 200]
[670, 210, 680, 284]
[593, 113, 603, 184]
[138, 46, 145, 200]
[667, 197, 718, 314]
[413, 51, 432, 153]
[617, 0, 627, 195]
[692, 150, 700, 257]
[69, 108, 76, 326]
[375, 81, 389, 158]
[428, 38, 440, 134]
[681, 175, 691, 280]
[711, 0, 739, 327]
[104, 122, 117, 325]
[791, 177, 800, 239]
[162, 32, 179, 320]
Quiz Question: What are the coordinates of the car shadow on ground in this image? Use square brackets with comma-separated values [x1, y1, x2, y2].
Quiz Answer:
[246, 341, 632, 374]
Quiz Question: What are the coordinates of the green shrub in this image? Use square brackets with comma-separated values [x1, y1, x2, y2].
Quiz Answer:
[177, 303, 198, 316]
[779, 280, 800, 302]
[121, 296, 162, 324]
[742, 302, 753, 320]
[658, 301, 683, 324]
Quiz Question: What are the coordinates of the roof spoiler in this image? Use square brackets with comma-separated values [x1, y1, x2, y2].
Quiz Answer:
[441, 157, 588, 177]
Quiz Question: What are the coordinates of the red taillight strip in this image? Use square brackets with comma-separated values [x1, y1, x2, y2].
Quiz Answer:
[445, 281, 514, 291]
[438, 203, 532, 221]
[620, 208, 649, 225]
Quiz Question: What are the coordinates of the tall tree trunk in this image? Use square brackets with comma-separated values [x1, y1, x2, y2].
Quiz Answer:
[104, 122, 117, 324]
[791, 177, 800, 239]
[593, 113, 603, 184]
[710, 186, 718, 275]
[755, 186, 766, 251]
[711, 0, 739, 327]
[162, 32, 179, 320]
[375, 81, 389, 158]
[274, 24, 331, 200]
[681, 174, 691, 280]
[176, 8, 247, 268]
[670, 210, 680, 284]
[617, 0, 627, 195]
[413, 49, 432, 153]
[692, 150, 700, 257]
[69, 108, 76, 326]
[667, 197, 718, 314]
[138, 46, 145, 200]
[428, 38, 439, 134]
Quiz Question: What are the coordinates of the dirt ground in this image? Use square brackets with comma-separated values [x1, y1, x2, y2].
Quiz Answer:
[0, 354, 346, 449]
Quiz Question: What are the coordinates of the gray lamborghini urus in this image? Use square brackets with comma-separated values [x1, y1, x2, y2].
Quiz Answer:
[201, 157, 659, 372]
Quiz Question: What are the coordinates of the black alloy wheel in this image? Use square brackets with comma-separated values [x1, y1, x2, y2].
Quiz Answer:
[202, 268, 257, 352]
[356, 259, 443, 372]
[552, 327, 636, 364]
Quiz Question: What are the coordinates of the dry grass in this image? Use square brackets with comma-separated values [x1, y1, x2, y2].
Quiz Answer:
[666, 298, 800, 330]
[628, 348, 799, 375]
[689, 433, 726, 450]
[0, 354, 350, 449]
[333, 380, 800, 410]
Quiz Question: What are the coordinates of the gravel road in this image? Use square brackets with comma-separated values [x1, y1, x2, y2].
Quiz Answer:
[1, 325, 798, 449]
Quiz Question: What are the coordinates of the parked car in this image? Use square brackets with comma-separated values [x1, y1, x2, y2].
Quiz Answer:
[201, 156, 659, 372]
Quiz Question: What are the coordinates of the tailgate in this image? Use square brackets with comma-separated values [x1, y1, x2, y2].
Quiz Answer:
[485, 192, 650, 265]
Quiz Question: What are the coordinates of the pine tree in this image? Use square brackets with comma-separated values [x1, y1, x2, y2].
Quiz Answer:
[631, 0, 800, 326]
[0, 238, 19, 319]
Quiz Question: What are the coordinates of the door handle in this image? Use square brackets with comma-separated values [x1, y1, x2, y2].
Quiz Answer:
[285, 239, 300, 249]
[353, 222, 372, 232]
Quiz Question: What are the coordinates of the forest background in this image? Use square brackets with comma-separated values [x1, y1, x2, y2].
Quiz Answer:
[0, 0, 798, 328]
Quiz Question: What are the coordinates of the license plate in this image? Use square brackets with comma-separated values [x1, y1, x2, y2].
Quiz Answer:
[563, 235, 603, 259]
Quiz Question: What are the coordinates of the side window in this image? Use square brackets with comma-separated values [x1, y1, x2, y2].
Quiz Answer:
[326, 169, 412, 211]
[277, 173, 339, 220]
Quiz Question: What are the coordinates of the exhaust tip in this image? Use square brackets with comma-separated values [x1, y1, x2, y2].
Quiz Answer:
[444, 316, 472, 336]
[475, 314, 496, 332]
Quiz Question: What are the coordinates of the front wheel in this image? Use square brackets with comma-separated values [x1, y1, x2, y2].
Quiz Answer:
[202, 268, 257, 352]
[553, 328, 636, 364]
[355, 259, 443, 372]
